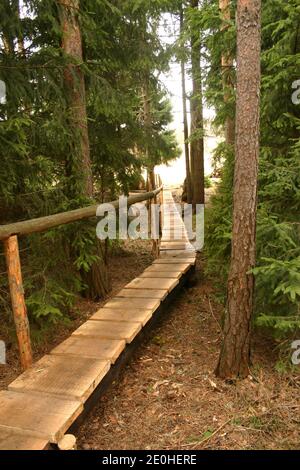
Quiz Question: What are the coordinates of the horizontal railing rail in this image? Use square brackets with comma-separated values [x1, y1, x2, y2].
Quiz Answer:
[0, 186, 162, 241]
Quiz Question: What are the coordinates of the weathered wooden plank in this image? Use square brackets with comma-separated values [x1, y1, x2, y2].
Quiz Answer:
[154, 257, 196, 266]
[116, 289, 168, 300]
[125, 277, 179, 292]
[104, 297, 160, 311]
[161, 235, 189, 240]
[9, 355, 110, 403]
[0, 390, 82, 443]
[160, 243, 193, 251]
[139, 271, 182, 279]
[51, 336, 125, 364]
[73, 320, 142, 344]
[161, 234, 188, 241]
[90, 308, 152, 327]
[159, 250, 196, 258]
[143, 263, 191, 274]
[0, 428, 49, 450]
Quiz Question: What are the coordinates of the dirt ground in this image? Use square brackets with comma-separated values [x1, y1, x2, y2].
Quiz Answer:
[76, 256, 300, 451]
[0, 240, 154, 390]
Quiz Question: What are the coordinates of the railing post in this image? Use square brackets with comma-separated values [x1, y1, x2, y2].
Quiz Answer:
[151, 192, 159, 258]
[3, 235, 32, 370]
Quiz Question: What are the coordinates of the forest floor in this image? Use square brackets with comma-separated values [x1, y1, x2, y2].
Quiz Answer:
[76, 254, 300, 450]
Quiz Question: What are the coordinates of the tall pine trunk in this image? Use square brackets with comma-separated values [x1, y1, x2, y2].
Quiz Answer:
[190, 0, 205, 207]
[220, 0, 235, 145]
[59, 0, 93, 197]
[143, 79, 155, 191]
[180, 7, 192, 204]
[59, 0, 110, 299]
[216, 0, 261, 379]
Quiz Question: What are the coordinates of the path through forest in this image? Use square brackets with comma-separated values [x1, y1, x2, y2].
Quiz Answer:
[77, 256, 300, 450]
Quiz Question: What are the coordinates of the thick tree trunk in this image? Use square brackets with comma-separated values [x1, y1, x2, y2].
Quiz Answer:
[59, 0, 110, 299]
[2, 0, 15, 54]
[147, 168, 156, 191]
[216, 0, 261, 379]
[59, 0, 93, 197]
[219, 0, 235, 145]
[143, 79, 156, 191]
[180, 8, 192, 204]
[190, 0, 205, 207]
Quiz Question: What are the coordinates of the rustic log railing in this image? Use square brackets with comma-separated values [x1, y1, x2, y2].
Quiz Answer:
[1, 179, 163, 370]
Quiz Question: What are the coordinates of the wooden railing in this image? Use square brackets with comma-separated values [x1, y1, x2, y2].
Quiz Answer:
[1, 180, 163, 370]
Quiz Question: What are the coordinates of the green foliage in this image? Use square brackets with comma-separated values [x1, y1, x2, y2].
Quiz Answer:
[0, 0, 180, 328]
[204, 175, 212, 188]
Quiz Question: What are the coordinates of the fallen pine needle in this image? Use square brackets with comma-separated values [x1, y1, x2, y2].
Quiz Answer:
[182, 419, 232, 449]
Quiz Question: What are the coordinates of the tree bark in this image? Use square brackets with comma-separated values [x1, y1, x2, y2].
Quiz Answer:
[59, 0, 93, 197]
[4, 236, 32, 370]
[180, 8, 192, 204]
[219, 0, 235, 145]
[143, 79, 156, 191]
[190, 0, 205, 207]
[59, 0, 110, 299]
[216, 0, 261, 379]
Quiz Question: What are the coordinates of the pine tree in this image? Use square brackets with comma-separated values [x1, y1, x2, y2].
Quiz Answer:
[219, 0, 235, 145]
[216, 0, 261, 379]
[189, 0, 205, 206]
[180, 4, 192, 203]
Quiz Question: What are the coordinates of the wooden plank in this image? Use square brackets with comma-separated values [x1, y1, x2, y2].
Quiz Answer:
[161, 240, 192, 245]
[159, 250, 196, 258]
[0, 428, 49, 450]
[166, 222, 185, 227]
[160, 243, 193, 251]
[9, 355, 110, 403]
[154, 257, 196, 266]
[104, 297, 160, 311]
[51, 336, 125, 364]
[116, 289, 168, 300]
[72, 320, 142, 344]
[143, 263, 191, 274]
[163, 229, 186, 233]
[161, 235, 188, 241]
[161, 235, 189, 241]
[90, 308, 152, 327]
[0, 390, 82, 443]
[139, 271, 182, 279]
[125, 277, 179, 292]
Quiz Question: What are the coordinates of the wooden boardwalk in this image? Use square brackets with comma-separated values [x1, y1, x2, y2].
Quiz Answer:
[0, 190, 196, 450]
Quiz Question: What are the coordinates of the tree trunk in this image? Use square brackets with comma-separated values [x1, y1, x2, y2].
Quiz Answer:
[147, 168, 156, 191]
[59, 0, 93, 197]
[143, 79, 156, 191]
[59, 0, 110, 299]
[219, 0, 235, 145]
[180, 8, 192, 204]
[190, 0, 205, 207]
[2, 0, 15, 54]
[216, 0, 261, 379]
